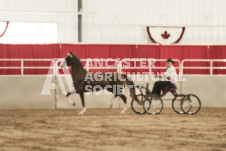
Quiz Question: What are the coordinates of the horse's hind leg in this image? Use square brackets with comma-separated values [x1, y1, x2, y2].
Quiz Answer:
[119, 95, 127, 114]
[109, 94, 117, 109]
[78, 92, 86, 115]
[107, 88, 117, 108]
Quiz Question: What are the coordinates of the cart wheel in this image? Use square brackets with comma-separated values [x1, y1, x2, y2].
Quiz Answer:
[143, 96, 163, 115]
[172, 95, 187, 114]
[131, 94, 146, 114]
[181, 94, 201, 115]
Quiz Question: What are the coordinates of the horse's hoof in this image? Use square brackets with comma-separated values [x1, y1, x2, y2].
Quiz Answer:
[68, 98, 76, 106]
[120, 110, 126, 114]
[78, 112, 84, 115]
[78, 108, 86, 115]
[120, 111, 125, 114]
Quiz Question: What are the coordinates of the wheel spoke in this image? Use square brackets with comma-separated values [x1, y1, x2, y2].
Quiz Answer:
[144, 97, 163, 115]
[181, 94, 201, 115]
[172, 95, 186, 114]
[131, 94, 146, 114]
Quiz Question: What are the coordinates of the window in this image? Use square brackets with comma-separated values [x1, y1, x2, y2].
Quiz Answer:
[0, 22, 57, 44]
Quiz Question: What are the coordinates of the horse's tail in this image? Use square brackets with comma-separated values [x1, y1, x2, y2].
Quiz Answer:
[123, 75, 140, 103]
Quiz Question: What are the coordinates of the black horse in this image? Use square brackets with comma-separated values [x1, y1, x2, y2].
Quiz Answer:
[61, 52, 140, 114]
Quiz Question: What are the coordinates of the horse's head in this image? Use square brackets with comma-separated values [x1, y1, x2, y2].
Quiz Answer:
[61, 52, 83, 69]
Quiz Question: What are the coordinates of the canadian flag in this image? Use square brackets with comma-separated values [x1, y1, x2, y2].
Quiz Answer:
[147, 26, 185, 45]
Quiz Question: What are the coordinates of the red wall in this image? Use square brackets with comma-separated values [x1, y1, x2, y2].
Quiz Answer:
[0, 44, 225, 75]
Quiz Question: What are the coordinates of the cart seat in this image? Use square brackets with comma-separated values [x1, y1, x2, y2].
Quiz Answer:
[161, 84, 177, 96]
[168, 84, 177, 90]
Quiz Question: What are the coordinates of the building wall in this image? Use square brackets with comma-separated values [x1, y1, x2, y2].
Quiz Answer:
[0, 0, 78, 43]
[82, 0, 226, 44]
[0, 0, 225, 44]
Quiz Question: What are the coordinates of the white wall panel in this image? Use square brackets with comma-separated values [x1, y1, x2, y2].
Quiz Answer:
[0, 76, 55, 109]
[83, 0, 226, 44]
[0, 75, 225, 109]
[0, 0, 225, 44]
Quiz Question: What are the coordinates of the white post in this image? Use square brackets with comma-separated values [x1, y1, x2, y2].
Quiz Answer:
[148, 59, 151, 75]
[53, 60, 56, 76]
[21, 60, 24, 75]
[210, 60, 213, 75]
[119, 61, 122, 73]
[116, 60, 120, 73]
[180, 61, 183, 94]
[86, 59, 89, 71]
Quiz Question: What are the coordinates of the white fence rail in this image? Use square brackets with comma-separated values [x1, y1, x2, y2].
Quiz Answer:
[0, 58, 225, 76]
[0, 59, 55, 75]
[181, 59, 226, 75]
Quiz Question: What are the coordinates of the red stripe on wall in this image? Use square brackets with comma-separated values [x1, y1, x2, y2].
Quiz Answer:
[0, 44, 225, 75]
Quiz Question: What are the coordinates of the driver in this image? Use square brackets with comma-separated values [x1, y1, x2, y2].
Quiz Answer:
[152, 59, 177, 96]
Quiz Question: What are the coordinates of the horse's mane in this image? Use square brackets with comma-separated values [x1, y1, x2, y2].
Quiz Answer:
[72, 54, 84, 69]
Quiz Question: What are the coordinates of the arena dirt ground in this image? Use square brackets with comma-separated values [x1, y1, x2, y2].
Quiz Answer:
[0, 108, 225, 151]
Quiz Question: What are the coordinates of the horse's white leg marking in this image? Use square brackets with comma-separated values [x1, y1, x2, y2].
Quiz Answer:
[67, 97, 76, 106]
[120, 103, 127, 114]
[109, 96, 115, 108]
[78, 108, 86, 115]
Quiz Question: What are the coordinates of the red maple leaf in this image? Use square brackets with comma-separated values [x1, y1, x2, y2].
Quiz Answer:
[161, 31, 170, 39]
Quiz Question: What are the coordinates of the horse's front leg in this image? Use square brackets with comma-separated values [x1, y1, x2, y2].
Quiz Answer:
[78, 92, 86, 115]
[66, 90, 76, 106]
